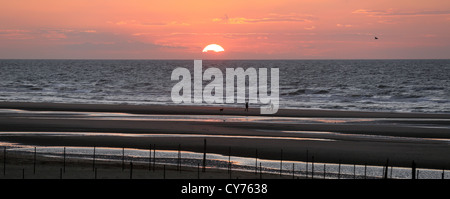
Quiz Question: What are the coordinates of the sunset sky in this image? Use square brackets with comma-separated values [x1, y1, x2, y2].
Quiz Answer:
[1, 0, 450, 59]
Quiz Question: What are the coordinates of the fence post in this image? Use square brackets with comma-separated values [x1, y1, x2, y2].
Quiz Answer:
[311, 156, 314, 179]
[202, 139, 207, 172]
[338, 160, 341, 179]
[33, 147, 36, 175]
[255, 149, 258, 175]
[122, 147, 125, 171]
[149, 145, 152, 171]
[63, 147, 66, 173]
[130, 162, 133, 179]
[364, 163, 367, 179]
[280, 149, 283, 176]
[177, 144, 181, 172]
[260, 162, 262, 179]
[305, 150, 309, 179]
[93, 147, 96, 172]
[292, 163, 295, 179]
[411, 160, 416, 180]
[3, 147, 6, 176]
[153, 144, 156, 172]
[390, 165, 393, 178]
[229, 162, 232, 179]
[228, 147, 231, 174]
[384, 159, 389, 179]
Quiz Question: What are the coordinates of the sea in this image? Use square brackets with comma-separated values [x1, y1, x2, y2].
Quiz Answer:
[0, 59, 449, 113]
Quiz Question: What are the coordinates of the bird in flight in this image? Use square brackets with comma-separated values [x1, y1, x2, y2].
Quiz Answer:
[374, 36, 378, 40]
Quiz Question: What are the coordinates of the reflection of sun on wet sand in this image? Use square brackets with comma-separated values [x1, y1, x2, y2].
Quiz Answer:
[0, 102, 450, 178]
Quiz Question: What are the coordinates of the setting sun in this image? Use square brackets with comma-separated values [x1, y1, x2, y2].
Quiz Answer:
[1, 0, 449, 59]
[202, 44, 225, 53]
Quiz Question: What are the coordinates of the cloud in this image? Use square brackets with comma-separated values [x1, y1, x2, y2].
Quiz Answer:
[336, 24, 353, 28]
[0, 28, 102, 41]
[221, 32, 271, 39]
[42, 31, 67, 40]
[0, 29, 34, 40]
[164, 32, 272, 38]
[111, 20, 189, 26]
[376, 19, 397, 24]
[423, 34, 437, 38]
[0, 29, 30, 33]
[65, 41, 187, 52]
[352, 9, 390, 16]
[212, 14, 229, 22]
[213, 13, 314, 24]
[353, 9, 450, 17]
[39, 29, 102, 40]
[81, 30, 97, 33]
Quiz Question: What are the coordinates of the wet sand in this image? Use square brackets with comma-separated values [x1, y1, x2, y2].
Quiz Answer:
[1, 101, 449, 119]
[0, 101, 449, 176]
[0, 151, 293, 179]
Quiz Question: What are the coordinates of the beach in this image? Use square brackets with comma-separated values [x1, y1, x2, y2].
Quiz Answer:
[1, 149, 297, 179]
[0, 102, 449, 179]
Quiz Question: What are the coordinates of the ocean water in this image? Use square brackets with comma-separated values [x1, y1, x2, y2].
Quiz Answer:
[0, 59, 449, 113]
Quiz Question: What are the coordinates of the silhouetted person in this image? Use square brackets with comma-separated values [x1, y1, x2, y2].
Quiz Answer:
[245, 102, 249, 112]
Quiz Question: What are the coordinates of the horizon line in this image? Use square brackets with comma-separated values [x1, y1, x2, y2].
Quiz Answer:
[1, 58, 450, 61]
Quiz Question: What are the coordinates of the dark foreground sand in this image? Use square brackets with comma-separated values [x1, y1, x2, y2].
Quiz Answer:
[1, 151, 293, 179]
[0, 101, 449, 179]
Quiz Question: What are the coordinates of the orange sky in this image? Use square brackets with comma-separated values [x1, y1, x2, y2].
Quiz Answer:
[1, 0, 450, 59]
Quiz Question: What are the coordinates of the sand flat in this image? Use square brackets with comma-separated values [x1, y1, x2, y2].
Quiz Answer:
[0, 102, 449, 171]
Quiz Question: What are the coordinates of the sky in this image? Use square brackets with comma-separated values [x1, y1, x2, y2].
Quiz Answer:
[1, 0, 450, 59]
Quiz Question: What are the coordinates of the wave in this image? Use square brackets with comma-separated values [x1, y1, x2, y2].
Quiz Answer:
[281, 89, 306, 96]
[350, 94, 374, 98]
[1, 59, 449, 113]
[414, 86, 445, 91]
[313, 90, 329, 94]
[377, 84, 389, 89]
[29, 87, 43, 91]
[391, 94, 424, 99]
[282, 89, 330, 96]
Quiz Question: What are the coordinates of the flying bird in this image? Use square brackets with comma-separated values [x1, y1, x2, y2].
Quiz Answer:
[374, 36, 378, 40]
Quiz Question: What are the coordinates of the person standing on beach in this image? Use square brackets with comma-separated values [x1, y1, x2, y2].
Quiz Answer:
[245, 102, 249, 112]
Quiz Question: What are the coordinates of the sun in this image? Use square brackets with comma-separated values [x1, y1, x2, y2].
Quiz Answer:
[202, 44, 224, 53]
